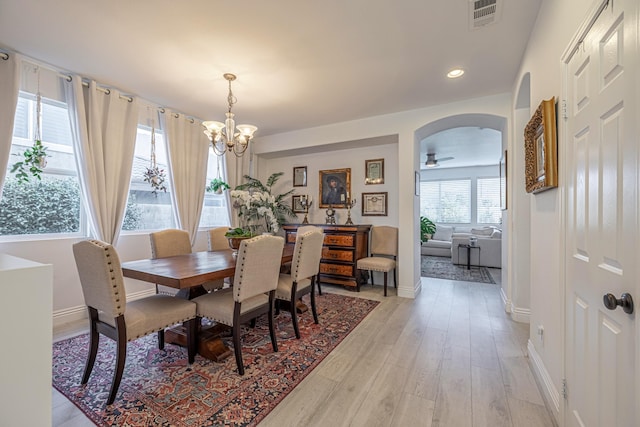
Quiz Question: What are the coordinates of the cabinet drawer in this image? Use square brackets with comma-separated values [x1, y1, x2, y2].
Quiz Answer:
[320, 262, 353, 277]
[322, 248, 354, 262]
[323, 234, 354, 247]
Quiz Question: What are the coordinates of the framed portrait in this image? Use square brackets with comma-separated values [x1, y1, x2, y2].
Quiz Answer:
[500, 150, 507, 210]
[525, 97, 558, 194]
[319, 168, 351, 208]
[365, 158, 384, 184]
[362, 192, 388, 216]
[293, 166, 307, 187]
[291, 195, 306, 213]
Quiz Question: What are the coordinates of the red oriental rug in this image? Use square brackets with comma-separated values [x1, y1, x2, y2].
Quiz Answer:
[52, 293, 378, 426]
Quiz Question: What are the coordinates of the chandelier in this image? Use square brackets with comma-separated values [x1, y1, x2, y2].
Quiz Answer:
[203, 73, 257, 157]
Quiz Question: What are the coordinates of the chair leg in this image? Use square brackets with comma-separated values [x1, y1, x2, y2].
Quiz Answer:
[383, 272, 388, 297]
[107, 316, 127, 405]
[310, 276, 319, 324]
[316, 275, 322, 295]
[268, 292, 279, 351]
[394, 268, 397, 288]
[290, 282, 301, 339]
[370, 270, 375, 287]
[157, 330, 165, 350]
[81, 308, 100, 385]
[232, 320, 244, 375]
[185, 318, 196, 364]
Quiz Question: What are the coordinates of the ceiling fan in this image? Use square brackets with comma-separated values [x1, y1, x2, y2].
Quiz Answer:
[425, 153, 454, 168]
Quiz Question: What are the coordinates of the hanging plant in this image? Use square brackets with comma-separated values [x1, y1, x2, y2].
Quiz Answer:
[11, 69, 49, 183]
[11, 139, 48, 183]
[206, 177, 230, 194]
[143, 115, 167, 195]
[143, 165, 167, 195]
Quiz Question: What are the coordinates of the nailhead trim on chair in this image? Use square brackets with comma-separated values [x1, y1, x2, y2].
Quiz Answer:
[127, 316, 197, 341]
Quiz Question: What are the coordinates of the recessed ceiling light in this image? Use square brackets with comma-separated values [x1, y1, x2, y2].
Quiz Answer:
[447, 68, 465, 79]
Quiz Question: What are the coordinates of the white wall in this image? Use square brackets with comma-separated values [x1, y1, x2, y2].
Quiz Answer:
[512, 0, 598, 421]
[255, 143, 399, 227]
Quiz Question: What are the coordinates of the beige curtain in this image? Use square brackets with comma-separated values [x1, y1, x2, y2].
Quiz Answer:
[0, 52, 20, 200]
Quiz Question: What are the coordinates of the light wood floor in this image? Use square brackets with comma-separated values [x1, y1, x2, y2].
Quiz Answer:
[53, 273, 556, 427]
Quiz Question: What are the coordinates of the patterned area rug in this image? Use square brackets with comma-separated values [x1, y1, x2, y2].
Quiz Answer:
[52, 293, 378, 426]
[421, 255, 496, 284]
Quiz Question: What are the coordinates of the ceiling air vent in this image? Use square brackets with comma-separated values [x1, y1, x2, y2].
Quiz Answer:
[469, 0, 501, 30]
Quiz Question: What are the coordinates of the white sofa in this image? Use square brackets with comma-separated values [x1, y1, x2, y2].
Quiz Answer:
[451, 227, 502, 268]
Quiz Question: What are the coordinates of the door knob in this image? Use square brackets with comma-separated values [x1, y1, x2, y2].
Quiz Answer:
[603, 293, 634, 314]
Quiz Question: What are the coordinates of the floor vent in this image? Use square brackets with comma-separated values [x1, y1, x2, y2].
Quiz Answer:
[469, 0, 501, 30]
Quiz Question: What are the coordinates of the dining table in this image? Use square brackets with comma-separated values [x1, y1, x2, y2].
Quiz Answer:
[121, 245, 295, 361]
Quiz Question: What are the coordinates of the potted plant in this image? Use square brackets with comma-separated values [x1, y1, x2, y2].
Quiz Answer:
[206, 177, 230, 194]
[10, 139, 48, 183]
[225, 227, 254, 250]
[420, 216, 436, 242]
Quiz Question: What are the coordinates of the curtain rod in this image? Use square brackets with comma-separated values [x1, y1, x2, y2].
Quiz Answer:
[1, 52, 8, 60]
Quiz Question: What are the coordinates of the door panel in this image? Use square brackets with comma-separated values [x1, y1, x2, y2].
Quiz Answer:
[565, 1, 637, 426]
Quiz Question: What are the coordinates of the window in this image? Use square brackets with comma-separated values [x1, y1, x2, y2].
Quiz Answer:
[477, 177, 501, 224]
[0, 92, 82, 237]
[122, 125, 175, 231]
[199, 153, 231, 229]
[420, 179, 471, 223]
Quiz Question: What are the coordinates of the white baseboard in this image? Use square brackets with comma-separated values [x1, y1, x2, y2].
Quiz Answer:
[528, 339, 561, 421]
[499, 287, 530, 323]
[52, 288, 156, 328]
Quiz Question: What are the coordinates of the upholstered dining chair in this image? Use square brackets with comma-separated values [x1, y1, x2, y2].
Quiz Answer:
[150, 228, 224, 293]
[193, 234, 285, 375]
[72, 239, 197, 405]
[275, 226, 324, 339]
[356, 225, 398, 297]
[295, 225, 323, 295]
[208, 226, 231, 251]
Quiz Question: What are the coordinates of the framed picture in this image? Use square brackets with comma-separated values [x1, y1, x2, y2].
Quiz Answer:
[319, 168, 351, 208]
[362, 192, 388, 216]
[293, 166, 307, 187]
[525, 97, 558, 194]
[500, 150, 507, 210]
[365, 158, 384, 184]
[291, 195, 306, 213]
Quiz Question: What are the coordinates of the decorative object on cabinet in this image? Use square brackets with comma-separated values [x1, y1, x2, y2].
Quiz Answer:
[319, 168, 351, 208]
[293, 166, 307, 187]
[525, 97, 557, 194]
[325, 206, 336, 224]
[344, 198, 357, 225]
[365, 158, 384, 184]
[283, 224, 371, 291]
[362, 192, 388, 216]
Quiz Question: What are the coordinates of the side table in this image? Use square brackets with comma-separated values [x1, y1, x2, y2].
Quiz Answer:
[457, 244, 481, 270]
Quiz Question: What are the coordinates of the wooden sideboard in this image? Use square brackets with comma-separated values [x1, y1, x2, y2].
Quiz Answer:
[282, 224, 371, 291]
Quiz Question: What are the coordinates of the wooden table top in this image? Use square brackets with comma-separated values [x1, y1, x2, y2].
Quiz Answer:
[121, 246, 294, 290]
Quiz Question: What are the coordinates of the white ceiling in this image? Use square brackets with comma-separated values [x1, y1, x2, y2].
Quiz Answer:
[420, 126, 502, 170]
[0, 0, 540, 163]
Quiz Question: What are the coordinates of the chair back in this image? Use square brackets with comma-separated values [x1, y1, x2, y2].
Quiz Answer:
[73, 239, 126, 320]
[233, 235, 284, 302]
[208, 226, 231, 251]
[291, 226, 324, 281]
[150, 229, 192, 258]
[370, 225, 398, 257]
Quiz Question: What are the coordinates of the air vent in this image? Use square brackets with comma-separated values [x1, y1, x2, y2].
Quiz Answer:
[469, 0, 501, 30]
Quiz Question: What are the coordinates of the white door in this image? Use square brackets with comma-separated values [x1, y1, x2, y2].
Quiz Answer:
[564, 0, 638, 426]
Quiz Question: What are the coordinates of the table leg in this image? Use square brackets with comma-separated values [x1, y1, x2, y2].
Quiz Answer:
[467, 246, 471, 270]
